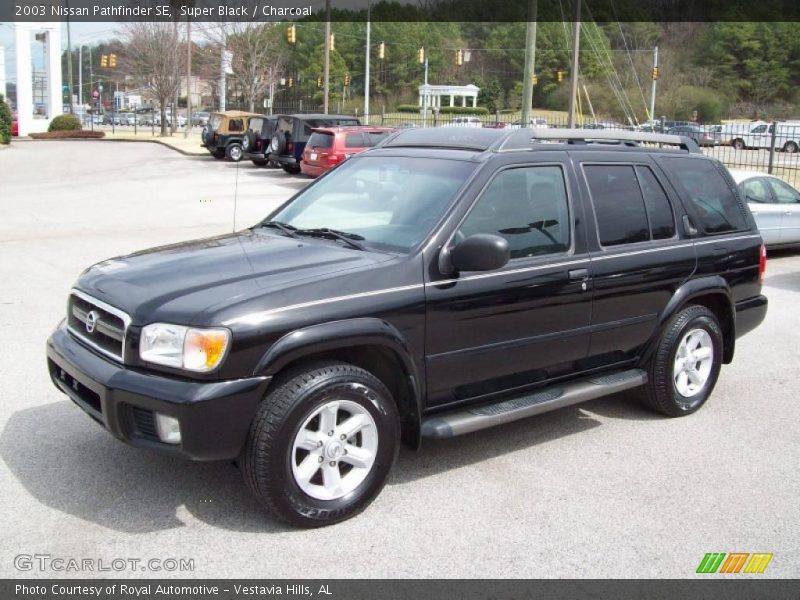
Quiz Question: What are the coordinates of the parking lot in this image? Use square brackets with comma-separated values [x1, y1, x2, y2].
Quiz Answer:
[1, 140, 798, 578]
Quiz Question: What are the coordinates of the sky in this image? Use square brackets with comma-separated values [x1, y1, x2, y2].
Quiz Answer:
[1, 22, 119, 84]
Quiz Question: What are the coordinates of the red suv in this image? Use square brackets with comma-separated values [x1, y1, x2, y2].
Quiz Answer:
[300, 126, 396, 177]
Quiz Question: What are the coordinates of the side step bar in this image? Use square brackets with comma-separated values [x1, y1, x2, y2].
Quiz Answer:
[421, 369, 647, 439]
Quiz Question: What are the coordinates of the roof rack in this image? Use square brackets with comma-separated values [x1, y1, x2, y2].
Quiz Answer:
[497, 128, 701, 153]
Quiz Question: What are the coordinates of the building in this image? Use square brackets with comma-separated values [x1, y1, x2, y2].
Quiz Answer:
[418, 84, 480, 110]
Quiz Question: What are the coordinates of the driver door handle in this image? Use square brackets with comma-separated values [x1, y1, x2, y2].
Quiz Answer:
[568, 269, 590, 281]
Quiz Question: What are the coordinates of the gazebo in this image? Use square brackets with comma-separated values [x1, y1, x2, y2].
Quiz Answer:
[418, 84, 480, 110]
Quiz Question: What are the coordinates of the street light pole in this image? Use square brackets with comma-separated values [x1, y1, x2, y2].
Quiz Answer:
[566, 0, 581, 128]
[364, 0, 371, 123]
[520, 0, 537, 127]
[649, 45, 658, 123]
[323, 0, 331, 114]
[185, 19, 192, 138]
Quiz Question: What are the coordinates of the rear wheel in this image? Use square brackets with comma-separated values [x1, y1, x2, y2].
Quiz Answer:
[282, 164, 301, 175]
[251, 159, 268, 167]
[641, 305, 723, 417]
[732, 138, 746, 150]
[783, 141, 798, 154]
[212, 149, 225, 159]
[241, 361, 400, 527]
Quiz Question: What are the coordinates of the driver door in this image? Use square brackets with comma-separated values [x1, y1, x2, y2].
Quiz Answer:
[424, 159, 593, 407]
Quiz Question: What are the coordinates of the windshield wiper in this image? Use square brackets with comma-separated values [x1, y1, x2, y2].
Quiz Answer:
[260, 220, 298, 238]
[295, 228, 367, 251]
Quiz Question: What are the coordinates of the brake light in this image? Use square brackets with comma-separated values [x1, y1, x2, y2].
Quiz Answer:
[758, 243, 767, 284]
[327, 153, 344, 164]
[287, 142, 294, 153]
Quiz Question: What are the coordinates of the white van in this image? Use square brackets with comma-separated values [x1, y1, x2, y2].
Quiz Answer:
[726, 121, 800, 153]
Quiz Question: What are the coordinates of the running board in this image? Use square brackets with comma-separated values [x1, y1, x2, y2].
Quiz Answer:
[421, 369, 647, 439]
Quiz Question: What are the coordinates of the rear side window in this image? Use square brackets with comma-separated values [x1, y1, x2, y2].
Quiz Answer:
[584, 165, 649, 246]
[741, 178, 772, 203]
[249, 118, 263, 132]
[660, 157, 748, 233]
[636, 166, 675, 239]
[345, 133, 365, 148]
[307, 132, 333, 149]
[228, 119, 244, 132]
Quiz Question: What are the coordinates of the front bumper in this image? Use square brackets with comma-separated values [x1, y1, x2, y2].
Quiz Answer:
[46, 323, 271, 461]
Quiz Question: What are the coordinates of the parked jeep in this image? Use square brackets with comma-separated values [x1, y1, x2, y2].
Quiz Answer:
[242, 115, 282, 167]
[201, 110, 263, 161]
[47, 128, 767, 527]
[269, 113, 360, 174]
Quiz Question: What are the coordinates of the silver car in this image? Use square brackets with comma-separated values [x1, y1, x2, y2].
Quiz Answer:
[729, 169, 800, 247]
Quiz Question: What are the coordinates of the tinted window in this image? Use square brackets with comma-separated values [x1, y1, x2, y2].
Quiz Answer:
[345, 133, 365, 148]
[660, 158, 748, 233]
[228, 119, 244, 132]
[752, 124, 768, 134]
[584, 165, 649, 245]
[366, 131, 390, 146]
[458, 166, 570, 259]
[741, 178, 773, 203]
[307, 132, 333, 149]
[636, 166, 675, 239]
[271, 157, 475, 253]
[767, 178, 800, 204]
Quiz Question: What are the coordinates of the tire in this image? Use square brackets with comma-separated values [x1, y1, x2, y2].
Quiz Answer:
[241, 361, 400, 527]
[243, 130, 256, 153]
[732, 138, 745, 150]
[226, 143, 243, 162]
[783, 141, 798, 154]
[282, 164, 302, 175]
[270, 133, 287, 155]
[641, 305, 723, 417]
[212, 149, 225, 159]
[251, 159, 268, 167]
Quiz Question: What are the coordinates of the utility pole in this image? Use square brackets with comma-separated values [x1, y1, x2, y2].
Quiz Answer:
[364, 0, 371, 123]
[649, 45, 658, 124]
[520, 0, 537, 127]
[66, 6, 74, 114]
[219, 45, 227, 112]
[78, 45, 83, 109]
[422, 57, 429, 127]
[566, 0, 581, 128]
[185, 20, 192, 137]
[323, 0, 331, 114]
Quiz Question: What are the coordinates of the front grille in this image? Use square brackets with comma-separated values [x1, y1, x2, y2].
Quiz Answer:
[48, 358, 102, 415]
[130, 407, 159, 441]
[67, 290, 130, 362]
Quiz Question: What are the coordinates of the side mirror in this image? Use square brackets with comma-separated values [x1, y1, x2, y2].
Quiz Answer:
[450, 234, 510, 273]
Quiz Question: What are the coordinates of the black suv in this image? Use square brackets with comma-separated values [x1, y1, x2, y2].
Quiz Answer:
[242, 114, 281, 167]
[269, 113, 360, 174]
[47, 128, 767, 527]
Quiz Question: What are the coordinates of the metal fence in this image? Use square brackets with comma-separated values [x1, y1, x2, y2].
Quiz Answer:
[366, 112, 800, 187]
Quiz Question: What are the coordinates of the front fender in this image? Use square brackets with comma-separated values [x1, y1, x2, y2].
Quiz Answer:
[253, 318, 423, 447]
[640, 276, 735, 365]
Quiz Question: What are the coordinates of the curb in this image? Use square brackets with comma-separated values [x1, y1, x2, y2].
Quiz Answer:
[12, 136, 207, 157]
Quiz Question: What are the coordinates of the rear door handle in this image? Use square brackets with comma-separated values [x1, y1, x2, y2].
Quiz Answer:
[568, 268, 590, 281]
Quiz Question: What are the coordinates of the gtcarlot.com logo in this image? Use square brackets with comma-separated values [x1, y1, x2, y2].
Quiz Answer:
[697, 552, 773, 574]
[14, 554, 195, 573]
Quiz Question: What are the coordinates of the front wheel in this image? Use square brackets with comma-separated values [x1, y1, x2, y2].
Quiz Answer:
[641, 305, 723, 417]
[241, 361, 400, 527]
[226, 143, 243, 162]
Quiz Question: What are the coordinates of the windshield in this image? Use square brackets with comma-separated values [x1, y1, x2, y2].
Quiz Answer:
[265, 156, 476, 253]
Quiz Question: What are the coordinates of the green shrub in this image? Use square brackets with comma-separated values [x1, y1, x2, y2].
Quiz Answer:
[48, 114, 82, 132]
[30, 130, 105, 139]
[0, 94, 11, 144]
[396, 104, 489, 115]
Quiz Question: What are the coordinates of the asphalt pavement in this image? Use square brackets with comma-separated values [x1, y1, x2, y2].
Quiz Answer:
[0, 141, 798, 578]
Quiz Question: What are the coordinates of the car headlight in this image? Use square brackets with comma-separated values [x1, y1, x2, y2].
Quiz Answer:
[139, 323, 230, 372]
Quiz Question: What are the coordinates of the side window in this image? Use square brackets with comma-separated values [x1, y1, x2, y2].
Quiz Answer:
[742, 178, 773, 203]
[636, 166, 675, 239]
[767, 179, 800, 204]
[584, 165, 649, 246]
[228, 119, 244, 132]
[345, 133, 365, 148]
[752, 124, 768, 134]
[660, 157, 749, 233]
[457, 166, 570, 259]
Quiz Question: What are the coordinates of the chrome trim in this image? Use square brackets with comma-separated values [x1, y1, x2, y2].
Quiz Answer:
[67, 289, 131, 363]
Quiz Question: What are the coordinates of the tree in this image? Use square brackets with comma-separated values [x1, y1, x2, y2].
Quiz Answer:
[124, 23, 183, 135]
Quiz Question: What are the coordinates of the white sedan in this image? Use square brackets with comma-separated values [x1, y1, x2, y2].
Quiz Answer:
[728, 169, 800, 247]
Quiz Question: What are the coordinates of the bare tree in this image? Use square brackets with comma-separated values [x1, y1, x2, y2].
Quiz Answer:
[124, 22, 183, 136]
[203, 22, 285, 113]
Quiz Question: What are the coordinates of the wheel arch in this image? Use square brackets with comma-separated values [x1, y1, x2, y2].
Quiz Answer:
[642, 276, 736, 366]
[254, 319, 423, 449]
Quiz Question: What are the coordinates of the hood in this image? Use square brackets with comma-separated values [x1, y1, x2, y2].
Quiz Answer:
[76, 229, 391, 325]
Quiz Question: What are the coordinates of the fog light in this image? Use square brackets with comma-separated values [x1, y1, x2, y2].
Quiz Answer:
[154, 413, 182, 444]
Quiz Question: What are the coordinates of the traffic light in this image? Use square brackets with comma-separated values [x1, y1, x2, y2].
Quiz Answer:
[317, 77, 322, 88]
[287, 25, 296, 44]
[378, 41, 385, 60]
[330, 33, 335, 51]
[100, 54, 108, 68]
[109, 54, 117, 68]
[651, 66, 660, 80]
[288, 77, 293, 88]
[418, 47, 425, 64]
[557, 70, 565, 82]
[456, 49, 463, 66]
[344, 74, 350, 86]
